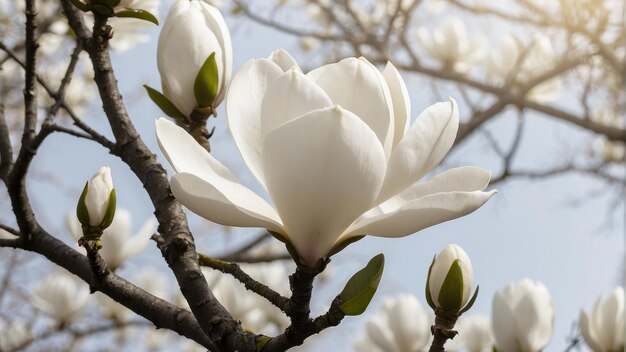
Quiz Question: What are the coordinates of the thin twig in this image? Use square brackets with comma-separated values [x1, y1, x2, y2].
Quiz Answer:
[45, 42, 84, 123]
[0, 42, 115, 149]
[198, 254, 290, 311]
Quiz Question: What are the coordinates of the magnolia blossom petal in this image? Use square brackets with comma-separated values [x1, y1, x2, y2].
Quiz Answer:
[157, 118, 283, 231]
[121, 217, 157, 261]
[594, 287, 624, 350]
[382, 61, 411, 148]
[268, 49, 300, 72]
[171, 173, 283, 231]
[492, 289, 519, 352]
[388, 295, 432, 351]
[262, 106, 386, 266]
[227, 59, 284, 186]
[580, 311, 604, 352]
[198, 1, 232, 104]
[344, 190, 496, 239]
[516, 282, 554, 351]
[376, 166, 491, 214]
[377, 99, 459, 202]
[307, 57, 394, 156]
[365, 320, 396, 352]
[259, 68, 332, 138]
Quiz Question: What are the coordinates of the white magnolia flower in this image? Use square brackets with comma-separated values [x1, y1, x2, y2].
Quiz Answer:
[207, 262, 291, 335]
[446, 315, 493, 352]
[67, 209, 156, 271]
[31, 273, 89, 324]
[492, 279, 554, 352]
[487, 34, 562, 103]
[157, 50, 496, 268]
[427, 243, 474, 312]
[82, 0, 160, 52]
[80, 166, 114, 227]
[157, 0, 232, 115]
[95, 292, 134, 322]
[416, 17, 486, 73]
[0, 320, 30, 351]
[137, 267, 168, 299]
[579, 286, 625, 352]
[353, 294, 432, 352]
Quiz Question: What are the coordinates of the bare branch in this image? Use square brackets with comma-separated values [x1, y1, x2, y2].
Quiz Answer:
[199, 254, 290, 311]
[22, 0, 38, 146]
[0, 104, 12, 182]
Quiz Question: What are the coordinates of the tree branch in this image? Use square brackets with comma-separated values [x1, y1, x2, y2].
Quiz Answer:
[199, 254, 290, 309]
[0, 104, 12, 182]
[22, 0, 38, 146]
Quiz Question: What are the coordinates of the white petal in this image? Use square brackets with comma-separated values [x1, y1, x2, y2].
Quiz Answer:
[262, 106, 386, 266]
[66, 213, 83, 241]
[226, 59, 284, 186]
[344, 190, 496, 239]
[389, 295, 431, 351]
[259, 68, 332, 139]
[156, 118, 283, 231]
[171, 173, 283, 232]
[515, 282, 553, 352]
[197, 1, 232, 105]
[268, 49, 300, 72]
[492, 290, 519, 352]
[580, 310, 603, 352]
[307, 57, 394, 157]
[376, 167, 492, 215]
[365, 319, 396, 352]
[377, 99, 459, 203]
[382, 62, 411, 148]
[120, 217, 156, 262]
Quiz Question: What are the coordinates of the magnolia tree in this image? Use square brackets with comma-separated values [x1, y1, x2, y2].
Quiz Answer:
[0, 0, 624, 351]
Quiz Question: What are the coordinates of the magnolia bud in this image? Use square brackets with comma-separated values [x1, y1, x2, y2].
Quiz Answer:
[157, 0, 232, 116]
[426, 243, 476, 313]
[492, 279, 554, 352]
[77, 166, 116, 229]
[579, 286, 625, 352]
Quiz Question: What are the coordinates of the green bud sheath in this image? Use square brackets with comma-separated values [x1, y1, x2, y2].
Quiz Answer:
[437, 259, 464, 312]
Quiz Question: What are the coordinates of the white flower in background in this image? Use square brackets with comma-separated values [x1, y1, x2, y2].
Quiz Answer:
[31, 273, 89, 324]
[95, 292, 134, 322]
[81, 0, 160, 52]
[67, 209, 156, 271]
[78, 166, 115, 228]
[137, 267, 168, 299]
[0, 320, 30, 351]
[353, 294, 432, 352]
[446, 315, 493, 352]
[416, 17, 486, 73]
[203, 0, 224, 8]
[157, 50, 496, 268]
[492, 279, 554, 352]
[157, 0, 232, 115]
[204, 262, 291, 334]
[579, 286, 625, 352]
[487, 34, 562, 103]
[427, 243, 474, 312]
